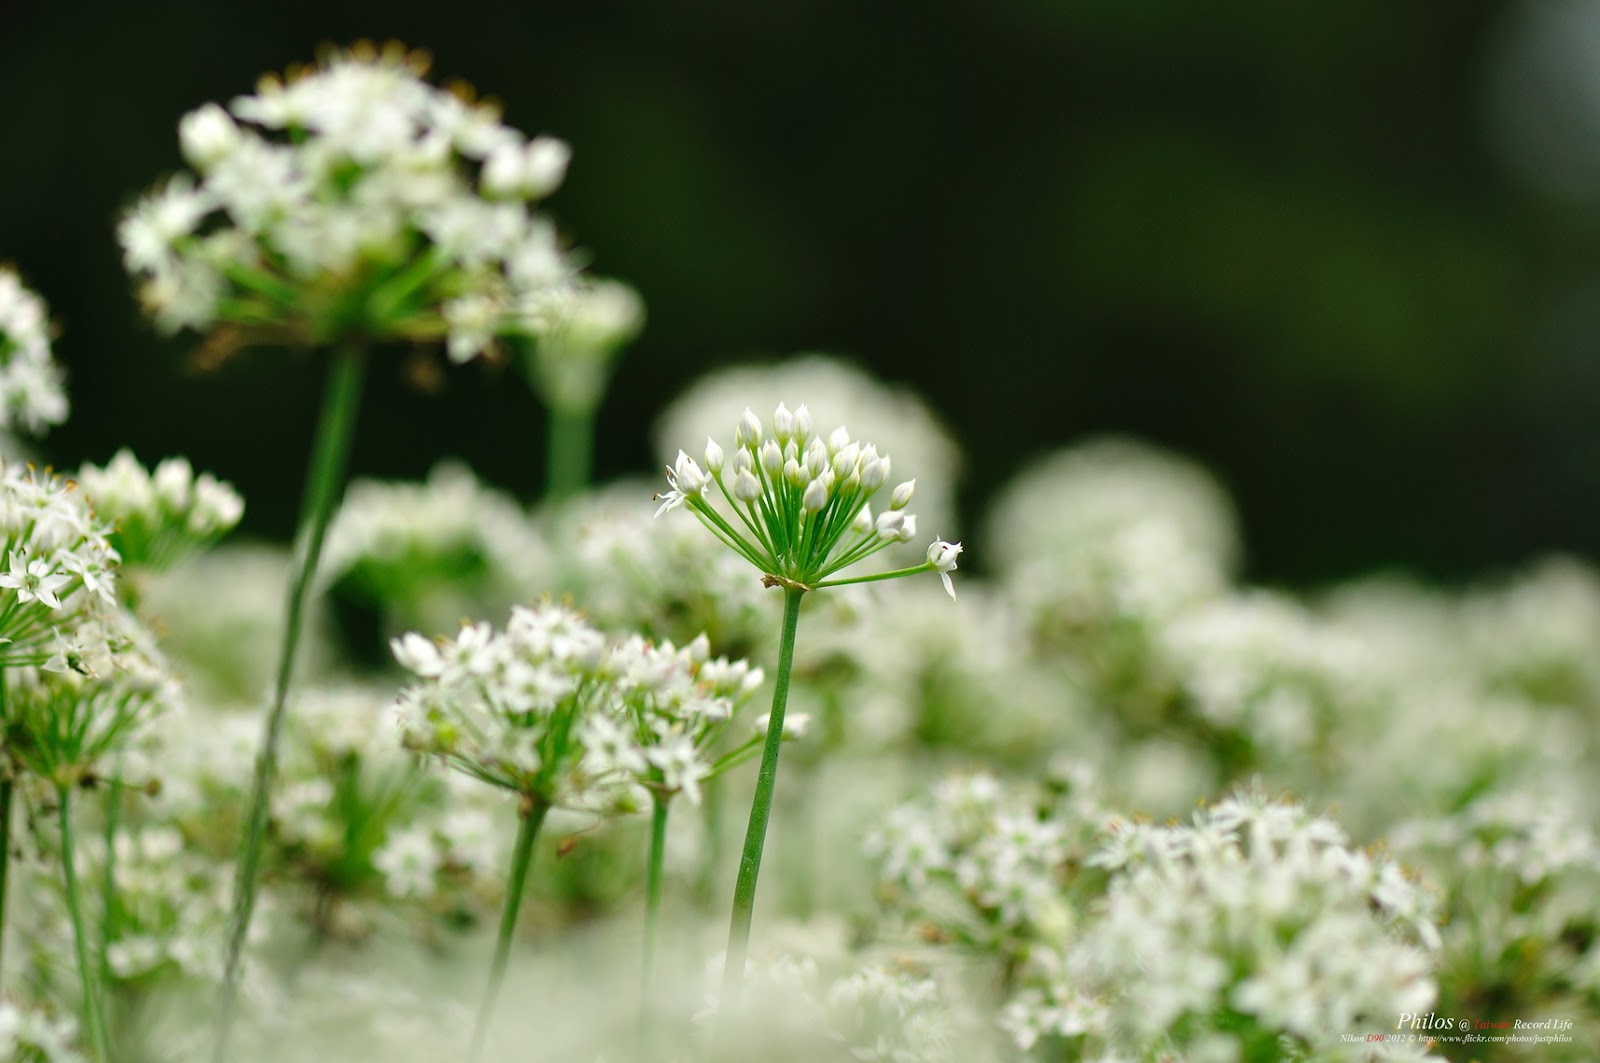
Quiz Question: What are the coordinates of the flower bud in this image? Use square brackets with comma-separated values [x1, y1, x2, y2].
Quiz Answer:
[760, 440, 783, 475]
[737, 408, 762, 449]
[803, 478, 829, 513]
[875, 510, 905, 540]
[831, 442, 859, 479]
[828, 426, 851, 454]
[794, 403, 813, 440]
[783, 458, 806, 488]
[852, 504, 873, 533]
[732, 447, 753, 476]
[784, 439, 800, 463]
[734, 468, 761, 502]
[860, 456, 888, 492]
[686, 632, 711, 663]
[839, 471, 861, 497]
[773, 402, 795, 443]
[890, 479, 916, 510]
[704, 437, 725, 474]
[179, 103, 240, 170]
[805, 439, 829, 478]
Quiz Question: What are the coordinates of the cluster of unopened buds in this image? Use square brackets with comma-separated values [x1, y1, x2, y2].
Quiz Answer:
[655, 402, 961, 598]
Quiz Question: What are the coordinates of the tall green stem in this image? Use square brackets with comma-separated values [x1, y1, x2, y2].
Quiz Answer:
[719, 586, 804, 1013]
[212, 344, 367, 1063]
[641, 793, 670, 1047]
[468, 798, 549, 1063]
[0, 666, 9, 992]
[58, 786, 111, 1063]
[545, 404, 595, 505]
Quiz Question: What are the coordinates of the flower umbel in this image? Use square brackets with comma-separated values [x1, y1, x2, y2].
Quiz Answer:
[655, 403, 958, 598]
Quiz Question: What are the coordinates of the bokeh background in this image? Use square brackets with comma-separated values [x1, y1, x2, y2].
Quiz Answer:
[2, 0, 1598, 585]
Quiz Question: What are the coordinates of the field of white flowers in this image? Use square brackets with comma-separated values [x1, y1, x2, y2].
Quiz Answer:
[1, 44, 1597, 1063]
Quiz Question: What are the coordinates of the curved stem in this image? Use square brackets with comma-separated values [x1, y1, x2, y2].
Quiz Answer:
[468, 798, 549, 1063]
[58, 786, 111, 1063]
[718, 586, 804, 1016]
[545, 404, 595, 505]
[640, 793, 670, 1049]
[812, 561, 932, 589]
[212, 344, 367, 1063]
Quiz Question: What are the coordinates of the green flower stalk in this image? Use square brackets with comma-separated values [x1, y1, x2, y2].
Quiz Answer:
[653, 402, 961, 1012]
[521, 277, 644, 503]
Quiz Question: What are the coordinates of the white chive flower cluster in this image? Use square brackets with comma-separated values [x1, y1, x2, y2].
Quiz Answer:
[523, 276, 644, 414]
[706, 952, 960, 1063]
[2, 618, 178, 787]
[392, 602, 614, 808]
[866, 770, 1109, 960]
[77, 449, 243, 573]
[0, 459, 120, 669]
[320, 462, 549, 634]
[586, 632, 765, 806]
[985, 436, 1238, 633]
[655, 402, 959, 597]
[0, 267, 68, 437]
[119, 42, 574, 356]
[1074, 789, 1442, 1061]
[655, 354, 964, 538]
[0, 999, 87, 1063]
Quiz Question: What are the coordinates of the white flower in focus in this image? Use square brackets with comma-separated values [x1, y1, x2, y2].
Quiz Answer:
[927, 540, 962, 600]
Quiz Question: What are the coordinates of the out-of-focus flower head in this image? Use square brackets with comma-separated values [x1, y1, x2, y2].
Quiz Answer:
[119, 41, 577, 360]
[0, 266, 68, 436]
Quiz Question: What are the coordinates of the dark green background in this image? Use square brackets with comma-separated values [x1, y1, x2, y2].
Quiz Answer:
[2, 0, 1595, 584]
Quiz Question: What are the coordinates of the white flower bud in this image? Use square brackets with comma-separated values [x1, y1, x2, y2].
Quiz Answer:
[783, 439, 800, 463]
[860, 456, 888, 492]
[783, 457, 806, 488]
[831, 442, 859, 479]
[734, 468, 761, 502]
[805, 439, 829, 478]
[522, 136, 571, 199]
[179, 103, 240, 170]
[839, 471, 861, 497]
[875, 510, 905, 540]
[773, 402, 795, 443]
[760, 440, 783, 475]
[731, 447, 753, 476]
[686, 632, 711, 663]
[737, 408, 762, 449]
[897, 513, 917, 542]
[852, 504, 873, 533]
[803, 478, 829, 513]
[828, 426, 851, 454]
[704, 437, 725, 474]
[890, 479, 916, 510]
[794, 403, 813, 440]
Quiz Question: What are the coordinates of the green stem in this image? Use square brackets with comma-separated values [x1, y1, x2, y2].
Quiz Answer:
[812, 561, 933, 589]
[468, 798, 549, 1063]
[718, 585, 804, 1015]
[545, 404, 595, 505]
[0, 667, 9, 992]
[641, 793, 670, 1047]
[99, 770, 123, 989]
[212, 344, 367, 1063]
[58, 786, 111, 1063]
